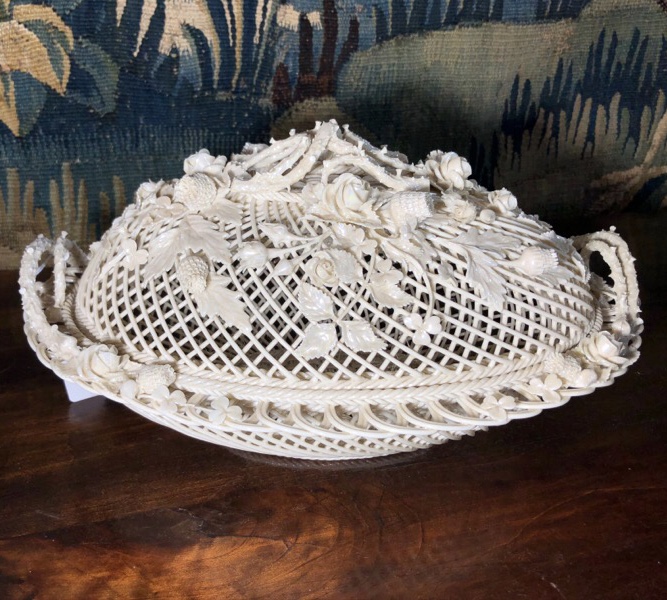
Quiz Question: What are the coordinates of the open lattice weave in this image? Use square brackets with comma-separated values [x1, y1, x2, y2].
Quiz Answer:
[20, 121, 642, 459]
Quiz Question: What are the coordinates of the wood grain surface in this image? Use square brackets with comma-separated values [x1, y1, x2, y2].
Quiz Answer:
[1, 251, 666, 599]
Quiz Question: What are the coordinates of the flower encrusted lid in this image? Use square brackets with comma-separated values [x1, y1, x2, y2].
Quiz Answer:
[72, 120, 611, 388]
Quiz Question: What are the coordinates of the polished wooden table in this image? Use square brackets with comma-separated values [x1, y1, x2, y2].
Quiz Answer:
[1, 267, 666, 599]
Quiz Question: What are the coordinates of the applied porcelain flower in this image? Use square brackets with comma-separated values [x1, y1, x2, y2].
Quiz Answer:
[237, 242, 269, 270]
[582, 331, 625, 367]
[151, 194, 187, 220]
[424, 150, 472, 190]
[488, 188, 519, 214]
[443, 195, 477, 223]
[305, 249, 360, 288]
[136, 180, 167, 206]
[183, 149, 228, 182]
[77, 345, 128, 386]
[309, 173, 381, 226]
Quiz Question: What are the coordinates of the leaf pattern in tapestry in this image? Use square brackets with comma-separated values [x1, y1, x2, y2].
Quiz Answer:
[0, 2, 73, 135]
[68, 39, 119, 115]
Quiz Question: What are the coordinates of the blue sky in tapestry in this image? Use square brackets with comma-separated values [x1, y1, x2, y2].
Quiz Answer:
[2, 0, 665, 262]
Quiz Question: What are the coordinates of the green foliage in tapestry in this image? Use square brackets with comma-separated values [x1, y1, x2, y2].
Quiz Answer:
[337, 1, 667, 219]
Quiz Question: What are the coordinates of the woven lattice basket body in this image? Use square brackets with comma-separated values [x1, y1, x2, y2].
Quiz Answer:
[20, 122, 642, 459]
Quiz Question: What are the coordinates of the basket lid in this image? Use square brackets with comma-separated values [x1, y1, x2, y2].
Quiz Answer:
[71, 121, 597, 393]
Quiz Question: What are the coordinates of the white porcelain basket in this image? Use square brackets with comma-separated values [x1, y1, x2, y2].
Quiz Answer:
[20, 121, 642, 459]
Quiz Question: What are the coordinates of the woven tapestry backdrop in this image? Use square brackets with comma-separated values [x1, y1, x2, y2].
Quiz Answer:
[1, 0, 665, 267]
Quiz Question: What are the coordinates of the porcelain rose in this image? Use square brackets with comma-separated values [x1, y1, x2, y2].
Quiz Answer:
[581, 331, 625, 367]
[305, 249, 361, 288]
[443, 196, 477, 223]
[488, 188, 518, 214]
[135, 179, 172, 207]
[308, 174, 382, 227]
[237, 242, 269, 270]
[183, 149, 228, 182]
[77, 345, 129, 386]
[424, 150, 472, 190]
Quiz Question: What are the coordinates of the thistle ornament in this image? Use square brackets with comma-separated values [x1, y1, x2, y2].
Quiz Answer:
[174, 173, 218, 211]
[508, 247, 559, 276]
[136, 365, 177, 394]
[382, 191, 436, 231]
[19, 121, 642, 460]
[177, 254, 209, 294]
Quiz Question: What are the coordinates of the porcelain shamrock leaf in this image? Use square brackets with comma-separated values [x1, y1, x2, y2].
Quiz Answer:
[525, 373, 564, 403]
[153, 386, 187, 413]
[404, 314, 443, 345]
[480, 394, 517, 421]
[121, 239, 149, 269]
[208, 396, 243, 424]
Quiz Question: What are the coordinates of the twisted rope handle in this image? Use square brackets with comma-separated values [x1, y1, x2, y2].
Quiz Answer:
[572, 230, 642, 337]
[20, 234, 88, 362]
